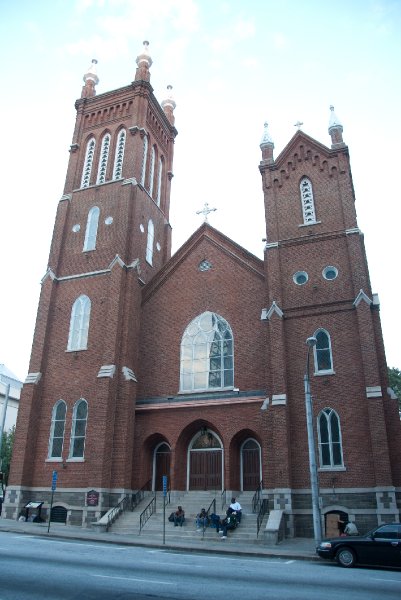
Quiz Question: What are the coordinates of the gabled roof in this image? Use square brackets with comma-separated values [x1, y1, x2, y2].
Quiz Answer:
[142, 222, 265, 303]
[273, 129, 347, 169]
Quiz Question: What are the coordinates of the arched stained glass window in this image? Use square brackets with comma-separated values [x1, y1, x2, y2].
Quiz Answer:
[146, 219, 154, 265]
[156, 157, 163, 207]
[180, 312, 234, 392]
[148, 146, 156, 196]
[67, 295, 91, 351]
[113, 129, 126, 179]
[48, 400, 67, 459]
[300, 177, 317, 224]
[96, 133, 111, 184]
[313, 329, 333, 373]
[83, 206, 100, 251]
[69, 399, 88, 459]
[318, 408, 343, 467]
[81, 137, 96, 188]
[140, 135, 148, 186]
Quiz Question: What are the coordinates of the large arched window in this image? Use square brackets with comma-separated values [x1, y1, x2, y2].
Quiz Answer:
[113, 129, 126, 179]
[300, 177, 317, 224]
[48, 400, 67, 459]
[313, 329, 334, 373]
[69, 399, 88, 459]
[140, 135, 148, 186]
[67, 295, 91, 351]
[81, 137, 96, 188]
[146, 219, 154, 265]
[83, 206, 100, 251]
[96, 133, 111, 184]
[148, 145, 156, 197]
[156, 157, 163, 207]
[318, 408, 343, 467]
[180, 312, 234, 392]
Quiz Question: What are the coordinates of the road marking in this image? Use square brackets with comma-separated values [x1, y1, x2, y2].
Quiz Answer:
[11, 537, 127, 550]
[93, 574, 174, 585]
[371, 578, 401, 583]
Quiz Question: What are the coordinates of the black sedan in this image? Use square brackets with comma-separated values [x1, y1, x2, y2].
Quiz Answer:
[316, 523, 401, 568]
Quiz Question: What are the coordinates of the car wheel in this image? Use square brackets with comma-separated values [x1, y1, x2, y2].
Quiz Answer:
[336, 547, 356, 568]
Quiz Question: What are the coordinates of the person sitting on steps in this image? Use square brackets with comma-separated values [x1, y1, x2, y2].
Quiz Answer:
[196, 508, 209, 531]
[173, 506, 185, 527]
[229, 497, 242, 524]
[216, 509, 238, 539]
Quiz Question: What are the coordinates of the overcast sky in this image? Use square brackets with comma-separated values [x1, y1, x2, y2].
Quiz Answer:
[0, 0, 400, 380]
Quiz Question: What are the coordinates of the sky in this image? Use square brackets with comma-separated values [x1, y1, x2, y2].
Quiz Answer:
[0, 0, 400, 381]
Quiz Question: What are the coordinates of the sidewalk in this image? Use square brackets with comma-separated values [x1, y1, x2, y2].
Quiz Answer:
[0, 518, 318, 561]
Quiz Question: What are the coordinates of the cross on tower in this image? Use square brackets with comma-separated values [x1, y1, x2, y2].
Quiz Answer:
[196, 202, 217, 222]
[294, 120, 303, 130]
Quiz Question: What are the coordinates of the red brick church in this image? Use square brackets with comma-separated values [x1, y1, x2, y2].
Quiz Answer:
[6, 42, 401, 537]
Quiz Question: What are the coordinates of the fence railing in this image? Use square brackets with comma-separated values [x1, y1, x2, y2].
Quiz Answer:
[131, 479, 152, 510]
[256, 498, 269, 537]
[106, 494, 131, 532]
[139, 495, 156, 534]
[252, 481, 263, 513]
[221, 489, 227, 511]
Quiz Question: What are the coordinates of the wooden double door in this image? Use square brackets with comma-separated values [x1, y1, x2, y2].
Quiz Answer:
[189, 450, 222, 490]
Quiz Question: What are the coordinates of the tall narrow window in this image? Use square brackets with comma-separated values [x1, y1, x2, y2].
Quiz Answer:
[156, 157, 163, 206]
[313, 329, 333, 373]
[180, 312, 234, 392]
[146, 219, 154, 265]
[81, 137, 96, 188]
[318, 408, 343, 467]
[113, 129, 126, 179]
[67, 295, 91, 351]
[69, 399, 88, 459]
[140, 135, 148, 186]
[96, 133, 111, 184]
[83, 206, 100, 251]
[148, 146, 156, 196]
[48, 400, 67, 459]
[300, 177, 317, 224]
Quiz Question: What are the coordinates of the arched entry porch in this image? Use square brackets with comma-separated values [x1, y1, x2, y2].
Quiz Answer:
[240, 438, 262, 491]
[153, 442, 171, 491]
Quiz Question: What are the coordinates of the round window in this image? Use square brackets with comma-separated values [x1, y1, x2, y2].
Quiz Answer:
[293, 271, 308, 285]
[323, 266, 338, 280]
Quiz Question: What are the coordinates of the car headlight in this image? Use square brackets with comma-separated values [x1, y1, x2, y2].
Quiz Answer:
[319, 542, 332, 549]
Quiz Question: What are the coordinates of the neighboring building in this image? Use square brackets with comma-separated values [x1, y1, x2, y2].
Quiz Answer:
[5, 44, 401, 536]
[0, 364, 22, 431]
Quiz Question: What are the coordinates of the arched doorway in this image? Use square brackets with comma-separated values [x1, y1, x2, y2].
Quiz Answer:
[154, 442, 171, 491]
[188, 429, 223, 490]
[241, 439, 261, 491]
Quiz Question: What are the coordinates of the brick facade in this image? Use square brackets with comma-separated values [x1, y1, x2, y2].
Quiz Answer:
[5, 49, 401, 536]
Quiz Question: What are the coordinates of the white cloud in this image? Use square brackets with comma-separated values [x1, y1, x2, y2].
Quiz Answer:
[272, 32, 289, 49]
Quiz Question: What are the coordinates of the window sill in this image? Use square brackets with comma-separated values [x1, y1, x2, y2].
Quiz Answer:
[314, 370, 335, 377]
[299, 221, 321, 228]
[318, 466, 346, 472]
[46, 458, 63, 462]
[178, 386, 235, 395]
[66, 458, 85, 462]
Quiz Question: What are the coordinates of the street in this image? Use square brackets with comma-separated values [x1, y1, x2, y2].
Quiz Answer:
[0, 532, 400, 599]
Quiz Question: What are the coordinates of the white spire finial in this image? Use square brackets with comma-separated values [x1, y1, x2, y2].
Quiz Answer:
[328, 105, 343, 132]
[260, 122, 274, 148]
[161, 85, 176, 111]
[83, 58, 99, 85]
[136, 40, 153, 69]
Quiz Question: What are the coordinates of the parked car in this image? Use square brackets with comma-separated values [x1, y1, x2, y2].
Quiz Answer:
[316, 523, 401, 568]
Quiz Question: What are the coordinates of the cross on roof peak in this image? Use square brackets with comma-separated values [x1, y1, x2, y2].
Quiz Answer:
[196, 202, 217, 223]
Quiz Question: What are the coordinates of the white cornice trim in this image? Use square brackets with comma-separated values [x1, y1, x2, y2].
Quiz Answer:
[41, 268, 56, 284]
[261, 301, 284, 321]
[25, 372, 42, 384]
[346, 227, 361, 235]
[272, 394, 287, 405]
[366, 386, 382, 398]
[97, 365, 116, 379]
[60, 194, 72, 202]
[122, 367, 138, 382]
[42, 256, 141, 283]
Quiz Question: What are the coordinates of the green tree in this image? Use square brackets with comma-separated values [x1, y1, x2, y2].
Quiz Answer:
[1, 425, 15, 485]
[388, 367, 401, 412]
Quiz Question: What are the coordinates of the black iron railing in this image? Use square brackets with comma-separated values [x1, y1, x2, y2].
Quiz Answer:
[256, 498, 269, 537]
[221, 489, 227, 511]
[106, 494, 131, 532]
[131, 479, 152, 510]
[252, 481, 263, 513]
[139, 495, 156, 534]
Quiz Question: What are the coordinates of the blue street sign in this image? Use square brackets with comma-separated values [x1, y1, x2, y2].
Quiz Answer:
[162, 475, 167, 496]
[51, 470, 58, 492]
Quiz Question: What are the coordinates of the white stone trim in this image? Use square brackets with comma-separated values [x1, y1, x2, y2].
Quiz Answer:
[272, 394, 287, 405]
[265, 242, 278, 249]
[261, 301, 284, 321]
[41, 268, 56, 284]
[122, 367, 137, 382]
[345, 227, 361, 235]
[60, 194, 72, 202]
[353, 289, 372, 307]
[122, 177, 138, 186]
[25, 372, 42, 384]
[260, 398, 270, 410]
[366, 386, 382, 398]
[97, 365, 116, 379]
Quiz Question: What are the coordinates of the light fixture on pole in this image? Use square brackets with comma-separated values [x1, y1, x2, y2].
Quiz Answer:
[304, 336, 323, 546]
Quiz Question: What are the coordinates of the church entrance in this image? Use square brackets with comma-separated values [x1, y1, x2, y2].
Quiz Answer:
[188, 429, 223, 490]
[154, 442, 171, 491]
[241, 439, 261, 491]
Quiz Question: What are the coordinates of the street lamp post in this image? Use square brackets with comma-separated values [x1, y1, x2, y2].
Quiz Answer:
[304, 336, 323, 546]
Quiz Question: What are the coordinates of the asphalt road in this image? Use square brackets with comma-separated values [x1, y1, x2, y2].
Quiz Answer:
[0, 531, 400, 599]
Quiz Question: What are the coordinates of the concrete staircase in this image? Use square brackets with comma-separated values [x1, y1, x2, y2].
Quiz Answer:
[109, 491, 268, 545]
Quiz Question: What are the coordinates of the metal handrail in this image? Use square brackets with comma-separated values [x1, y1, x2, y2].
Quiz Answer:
[221, 489, 226, 511]
[106, 494, 131, 531]
[131, 479, 152, 510]
[252, 481, 263, 513]
[139, 495, 156, 533]
[256, 498, 269, 537]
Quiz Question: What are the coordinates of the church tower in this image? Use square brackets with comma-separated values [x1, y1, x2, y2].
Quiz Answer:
[7, 43, 177, 522]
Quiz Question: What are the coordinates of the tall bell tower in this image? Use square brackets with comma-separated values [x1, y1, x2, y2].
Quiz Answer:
[7, 42, 178, 524]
